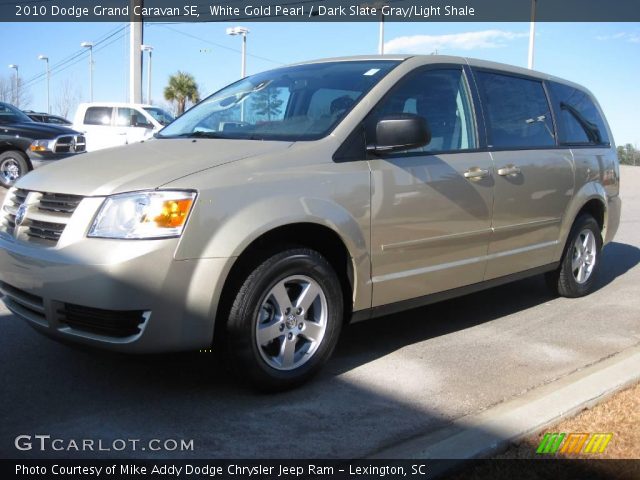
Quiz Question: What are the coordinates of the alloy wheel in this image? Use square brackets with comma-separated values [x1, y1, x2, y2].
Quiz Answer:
[255, 275, 328, 371]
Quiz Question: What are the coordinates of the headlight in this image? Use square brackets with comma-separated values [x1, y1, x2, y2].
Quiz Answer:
[29, 139, 56, 152]
[88, 190, 196, 239]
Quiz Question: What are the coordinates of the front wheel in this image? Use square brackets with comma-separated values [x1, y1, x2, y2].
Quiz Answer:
[0, 151, 29, 188]
[546, 214, 602, 298]
[226, 248, 343, 391]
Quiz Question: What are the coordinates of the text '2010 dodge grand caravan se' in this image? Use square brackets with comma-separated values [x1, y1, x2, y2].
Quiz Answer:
[0, 56, 621, 390]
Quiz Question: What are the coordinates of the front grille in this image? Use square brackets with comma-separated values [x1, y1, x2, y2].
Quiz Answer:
[0, 282, 46, 325]
[0, 189, 83, 246]
[58, 304, 147, 338]
[38, 193, 83, 213]
[26, 220, 66, 241]
[54, 134, 86, 153]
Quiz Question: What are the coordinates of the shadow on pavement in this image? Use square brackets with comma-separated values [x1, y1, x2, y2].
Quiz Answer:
[333, 241, 639, 375]
[0, 242, 637, 464]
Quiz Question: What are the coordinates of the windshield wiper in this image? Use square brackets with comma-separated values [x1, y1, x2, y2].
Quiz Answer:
[159, 131, 231, 139]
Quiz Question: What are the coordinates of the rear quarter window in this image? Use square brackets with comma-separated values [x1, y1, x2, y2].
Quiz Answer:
[84, 107, 113, 126]
[548, 82, 610, 146]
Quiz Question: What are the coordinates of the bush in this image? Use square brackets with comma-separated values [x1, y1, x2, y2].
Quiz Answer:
[617, 144, 640, 166]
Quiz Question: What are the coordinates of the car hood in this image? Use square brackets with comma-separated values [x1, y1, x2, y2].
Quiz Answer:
[11, 122, 80, 137]
[17, 138, 294, 196]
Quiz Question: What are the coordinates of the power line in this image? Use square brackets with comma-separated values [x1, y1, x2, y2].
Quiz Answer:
[45, 28, 129, 83]
[155, 25, 285, 66]
[21, 25, 128, 89]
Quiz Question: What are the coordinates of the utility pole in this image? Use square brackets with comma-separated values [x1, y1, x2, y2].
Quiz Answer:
[378, 12, 385, 54]
[528, 0, 537, 69]
[141, 45, 153, 104]
[80, 42, 94, 101]
[226, 26, 249, 121]
[38, 55, 50, 113]
[130, 0, 143, 104]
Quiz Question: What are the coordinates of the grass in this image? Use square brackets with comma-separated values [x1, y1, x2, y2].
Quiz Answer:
[498, 381, 639, 459]
[449, 382, 640, 479]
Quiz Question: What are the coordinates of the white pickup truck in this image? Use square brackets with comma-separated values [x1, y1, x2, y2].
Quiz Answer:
[72, 102, 174, 152]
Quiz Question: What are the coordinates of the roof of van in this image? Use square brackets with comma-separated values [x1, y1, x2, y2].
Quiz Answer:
[291, 54, 587, 92]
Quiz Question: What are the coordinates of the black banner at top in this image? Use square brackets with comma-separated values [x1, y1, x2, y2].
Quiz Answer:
[2, 0, 640, 23]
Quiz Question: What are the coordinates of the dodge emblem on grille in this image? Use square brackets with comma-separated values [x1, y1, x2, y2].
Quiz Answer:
[15, 203, 27, 227]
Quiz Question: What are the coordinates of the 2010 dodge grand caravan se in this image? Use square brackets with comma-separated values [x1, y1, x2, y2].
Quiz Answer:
[0, 56, 621, 390]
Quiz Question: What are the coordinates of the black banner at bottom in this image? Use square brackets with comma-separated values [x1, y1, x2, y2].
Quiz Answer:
[4, 459, 640, 480]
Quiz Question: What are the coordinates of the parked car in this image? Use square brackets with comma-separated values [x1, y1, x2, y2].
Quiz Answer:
[0, 56, 620, 390]
[23, 110, 72, 125]
[0, 102, 85, 188]
[72, 102, 174, 152]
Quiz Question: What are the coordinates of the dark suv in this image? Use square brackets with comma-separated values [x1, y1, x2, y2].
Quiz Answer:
[0, 102, 85, 188]
[23, 111, 72, 126]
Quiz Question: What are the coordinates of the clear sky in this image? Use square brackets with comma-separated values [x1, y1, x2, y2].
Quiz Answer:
[0, 21, 638, 145]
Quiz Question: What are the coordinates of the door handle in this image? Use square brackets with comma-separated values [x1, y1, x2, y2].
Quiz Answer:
[497, 164, 521, 176]
[464, 167, 490, 180]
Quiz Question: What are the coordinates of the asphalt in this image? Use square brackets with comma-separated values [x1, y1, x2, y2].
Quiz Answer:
[0, 166, 639, 459]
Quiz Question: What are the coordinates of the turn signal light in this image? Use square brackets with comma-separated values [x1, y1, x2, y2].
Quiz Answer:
[153, 199, 194, 228]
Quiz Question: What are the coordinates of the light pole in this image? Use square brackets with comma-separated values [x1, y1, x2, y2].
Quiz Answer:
[38, 55, 50, 113]
[8, 64, 18, 106]
[361, 2, 387, 54]
[226, 26, 249, 79]
[378, 12, 385, 54]
[528, 0, 537, 69]
[226, 26, 250, 122]
[140, 45, 153, 104]
[80, 41, 94, 101]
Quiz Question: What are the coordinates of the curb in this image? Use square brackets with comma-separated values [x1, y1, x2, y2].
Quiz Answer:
[368, 343, 640, 467]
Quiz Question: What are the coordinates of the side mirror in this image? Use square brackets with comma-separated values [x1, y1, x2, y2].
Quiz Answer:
[368, 113, 431, 154]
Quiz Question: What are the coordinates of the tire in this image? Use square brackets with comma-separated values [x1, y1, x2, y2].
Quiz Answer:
[0, 151, 29, 188]
[546, 214, 602, 298]
[226, 248, 343, 391]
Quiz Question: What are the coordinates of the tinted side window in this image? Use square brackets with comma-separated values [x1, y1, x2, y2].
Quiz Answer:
[548, 82, 609, 146]
[84, 107, 113, 126]
[369, 68, 476, 152]
[475, 71, 555, 148]
[116, 108, 152, 128]
[49, 116, 69, 125]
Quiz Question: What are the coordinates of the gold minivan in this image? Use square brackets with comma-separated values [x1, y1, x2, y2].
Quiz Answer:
[0, 55, 621, 389]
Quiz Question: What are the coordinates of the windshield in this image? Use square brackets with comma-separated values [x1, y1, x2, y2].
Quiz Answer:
[143, 107, 174, 126]
[0, 103, 33, 124]
[157, 60, 399, 141]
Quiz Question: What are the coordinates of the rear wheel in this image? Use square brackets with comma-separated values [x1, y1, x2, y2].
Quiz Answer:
[546, 214, 602, 298]
[226, 248, 343, 391]
[0, 151, 29, 188]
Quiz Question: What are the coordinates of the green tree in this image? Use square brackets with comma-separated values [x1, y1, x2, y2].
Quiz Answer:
[164, 71, 200, 116]
[251, 87, 283, 122]
[617, 144, 639, 166]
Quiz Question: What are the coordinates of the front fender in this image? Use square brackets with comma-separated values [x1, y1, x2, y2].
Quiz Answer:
[176, 194, 372, 312]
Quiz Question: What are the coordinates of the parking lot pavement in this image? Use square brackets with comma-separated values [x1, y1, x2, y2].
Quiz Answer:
[1, 166, 639, 459]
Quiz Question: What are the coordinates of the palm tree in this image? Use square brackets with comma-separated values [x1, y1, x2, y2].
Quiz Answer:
[164, 71, 200, 115]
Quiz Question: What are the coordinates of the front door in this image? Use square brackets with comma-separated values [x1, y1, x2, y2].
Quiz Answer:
[369, 67, 494, 307]
[116, 107, 154, 145]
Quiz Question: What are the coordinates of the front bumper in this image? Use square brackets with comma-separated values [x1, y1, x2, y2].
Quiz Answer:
[0, 232, 230, 353]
